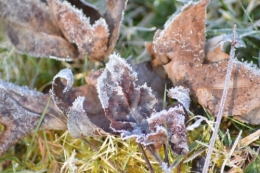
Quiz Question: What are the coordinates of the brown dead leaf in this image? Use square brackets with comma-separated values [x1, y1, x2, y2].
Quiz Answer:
[103, 0, 128, 58]
[48, 0, 109, 61]
[0, 0, 128, 61]
[0, 80, 67, 157]
[145, 42, 169, 79]
[0, 0, 77, 60]
[67, 0, 101, 24]
[132, 60, 172, 99]
[147, 0, 260, 124]
[204, 34, 231, 63]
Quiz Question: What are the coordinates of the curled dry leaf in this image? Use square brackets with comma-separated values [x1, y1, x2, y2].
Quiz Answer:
[0, 0, 128, 61]
[0, 80, 67, 157]
[97, 53, 189, 155]
[51, 69, 111, 138]
[147, 0, 260, 124]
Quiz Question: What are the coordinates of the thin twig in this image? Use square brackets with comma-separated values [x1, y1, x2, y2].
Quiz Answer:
[146, 145, 163, 165]
[138, 144, 155, 173]
[202, 24, 237, 173]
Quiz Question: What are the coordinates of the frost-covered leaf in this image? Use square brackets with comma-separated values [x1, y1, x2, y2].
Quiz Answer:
[97, 53, 189, 155]
[68, 97, 109, 138]
[48, 0, 109, 61]
[205, 34, 246, 63]
[168, 86, 190, 110]
[0, 80, 66, 156]
[147, 0, 260, 124]
[152, 0, 209, 64]
[0, 0, 77, 60]
[147, 104, 189, 155]
[51, 69, 112, 137]
[132, 60, 171, 99]
[0, 0, 128, 61]
[67, 0, 101, 24]
[103, 0, 128, 58]
[97, 53, 159, 130]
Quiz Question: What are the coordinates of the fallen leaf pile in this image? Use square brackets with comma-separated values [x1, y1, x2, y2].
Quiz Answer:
[1, 0, 260, 172]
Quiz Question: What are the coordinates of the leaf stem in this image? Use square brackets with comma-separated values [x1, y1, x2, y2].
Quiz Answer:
[138, 144, 155, 173]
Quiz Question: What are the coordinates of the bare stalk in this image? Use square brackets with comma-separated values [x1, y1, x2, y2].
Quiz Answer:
[202, 24, 237, 173]
[138, 144, 155, 173]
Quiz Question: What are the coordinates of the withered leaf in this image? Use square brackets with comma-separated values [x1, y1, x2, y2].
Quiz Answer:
[0, 80, 67, 157]
[103, 0, 128, 58]
[147, 0, 260, 124]
[204, 34, 245, 63]
[48, 0, 109, 60]
[1, 0, 128, 61]
[97, 53, 189, 155]
[51, 68, 112, 138]
[131, 60, 171, 100]
[0, 0, 78, 61]
[67, 0, 101, 24]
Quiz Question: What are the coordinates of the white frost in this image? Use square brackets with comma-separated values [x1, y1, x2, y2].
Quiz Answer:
[161, 162, 172, 173]
[0, 79, 43, 97]
[71, 96, 85, 113]
[186, 117, 204, 131]
[106, 52, 137, 81]
[97, 53, 137, 109]
[234, 58, 260, 77]
[52, 68, 74, 93]
[49, 55, 73, 62]
[168, 86, 190, 110]
[97, 70, 110, 109]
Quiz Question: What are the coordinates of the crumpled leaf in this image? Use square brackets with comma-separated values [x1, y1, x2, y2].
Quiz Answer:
[0, 80, 67, 156]
[97, 53, 189, 155]
[0, 0, 128, 61]
[51, 68, 112, 138]
[147, 0, 260, 124]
